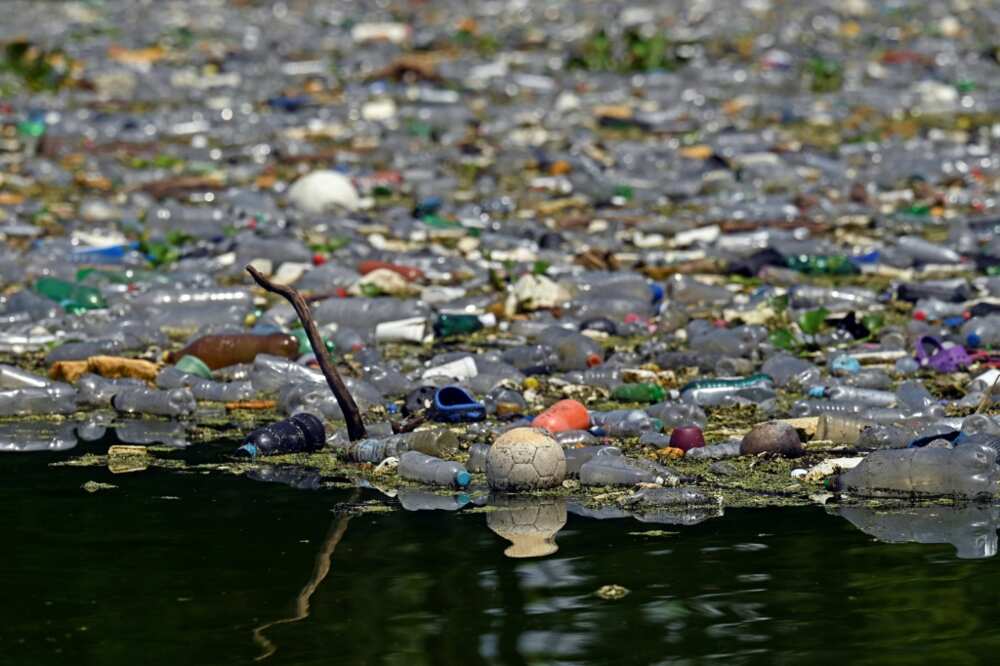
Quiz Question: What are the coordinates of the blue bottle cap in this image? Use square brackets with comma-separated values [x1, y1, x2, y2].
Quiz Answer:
[942, 316, 965, 329]
[237, 443, 258, 458]
[830, 355, 861, 374]
[454, 470, 471, 488]
[456, 493, 471, 506]
[808, 386, 826, 398]
[649, 283, 665, 305]
[968, 333, 982, 348]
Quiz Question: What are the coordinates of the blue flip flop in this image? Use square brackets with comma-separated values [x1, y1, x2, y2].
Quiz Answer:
[429, 385, 486, 423]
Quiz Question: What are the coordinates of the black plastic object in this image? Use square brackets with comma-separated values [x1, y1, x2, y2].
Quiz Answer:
[728, 248, 786, 277]
[403, 385, 437, 417]
[579, 317, 617, 335]
[237, 413, 325, 457]
[828, 312, 870, 340]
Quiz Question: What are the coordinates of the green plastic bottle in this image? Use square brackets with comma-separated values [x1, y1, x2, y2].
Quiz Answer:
[785, 255, 857, 276]
[290, 328, 335, 356]
[433, 313, 483, 338]
[611, 383, 666, 404]
[34, 277, 107, 312]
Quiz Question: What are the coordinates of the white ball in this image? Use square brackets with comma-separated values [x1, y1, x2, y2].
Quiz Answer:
[287, 170, 360, 214]
[486, 428, 566, 491]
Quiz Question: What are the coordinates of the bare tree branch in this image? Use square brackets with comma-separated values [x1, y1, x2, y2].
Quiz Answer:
[246, 264, 367, 441]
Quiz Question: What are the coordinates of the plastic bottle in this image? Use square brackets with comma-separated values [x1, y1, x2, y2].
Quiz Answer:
[961, 315, 1000, 348]
[565, 445, 620, 478]
[808, 385, 897, 407]
[684, 441, 742, 460]
[579, 450, 680, 487]
[34, 277, 107, 311]
[554, 430, 600, 447]
[0, 364, 51, 389]
[611, 383, 665, 403]
[237, 413, 325, 457]
[78, 374, 148, 406]
[833, 444, 1000, 499]
[467, 442, 491, 473]
[761, 354, 821, 388]
[679, 374, 774, 406]
[536, 327, 604, 370]
[167, 333, 299, 369]
[0, 384, 77, 416]
[896, 380, 937, 412]
[646, 402, 707, 429]
[112, 387, 196, 417]
[344, 430, 458, 463]
[590, 409, 659, 437]
[897, 236, 962, 264]
[398, 451, 471, 488]
[433, 313, 484, 337]
[189, 379, 255, 402]
[250, 354, 324, 393]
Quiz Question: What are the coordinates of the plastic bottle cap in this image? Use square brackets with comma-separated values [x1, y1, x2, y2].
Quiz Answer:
[454, 470, 471, 487]
[649, 283, 665, 304]
[968, 333, 982, 348]
[175, 354, 212, 379]
[237, 444, 258, 458]
[808, 386, 826, 398]
[913, 310, 927, 321]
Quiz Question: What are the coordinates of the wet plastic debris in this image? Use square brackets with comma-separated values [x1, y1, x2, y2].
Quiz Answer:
[5, 0, 1000, 558]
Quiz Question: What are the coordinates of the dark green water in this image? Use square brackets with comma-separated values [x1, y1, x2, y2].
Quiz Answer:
[5, 452, 1000, 666]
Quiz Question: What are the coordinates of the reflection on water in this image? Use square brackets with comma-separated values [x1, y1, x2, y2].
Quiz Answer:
[831, 504, 1000, 560]
[486, 496, 567, 558]
[8, 455, 1000, 665]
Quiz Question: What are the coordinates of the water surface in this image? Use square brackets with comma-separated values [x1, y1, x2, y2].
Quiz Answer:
[5, 453, 1000, 665]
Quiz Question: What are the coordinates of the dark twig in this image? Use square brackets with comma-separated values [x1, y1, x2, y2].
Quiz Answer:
[246, 265, 368, 441]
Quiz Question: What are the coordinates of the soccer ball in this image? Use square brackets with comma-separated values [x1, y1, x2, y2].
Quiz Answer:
[486, 428, 566, 491]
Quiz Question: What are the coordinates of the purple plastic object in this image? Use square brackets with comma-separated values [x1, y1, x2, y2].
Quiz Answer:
[915, 336, 971, 372]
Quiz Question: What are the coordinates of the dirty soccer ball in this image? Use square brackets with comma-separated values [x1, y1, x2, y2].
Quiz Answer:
[486, 427, 566, 491]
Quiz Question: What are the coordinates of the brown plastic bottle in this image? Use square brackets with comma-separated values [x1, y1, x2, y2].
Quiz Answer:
[167, 333, 299, 369]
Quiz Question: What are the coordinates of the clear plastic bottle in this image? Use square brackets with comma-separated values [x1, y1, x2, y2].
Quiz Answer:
[0, 384, 77, 416]
[344, 430, 458, 463]
[896, 380, 937, 413]
[536, 327, 604, 370]
[399, 451, 471, 488]
[78, 374, 148, 407]
[0, 364, 51, 389]
[188, 379, 255, 402]
[579, 450, 680, 487]
[645, 402, 707, 429]
[250, 354, 324, 393]
[590, 409, 659, 437]
[761, 354, 821, 388]
[809, 385, 897, 407]
[467, 442, 491, 473]
[112, 387, 196, 417]
[961, 315, 1000, 348]
[834, 444, 1000, 499]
